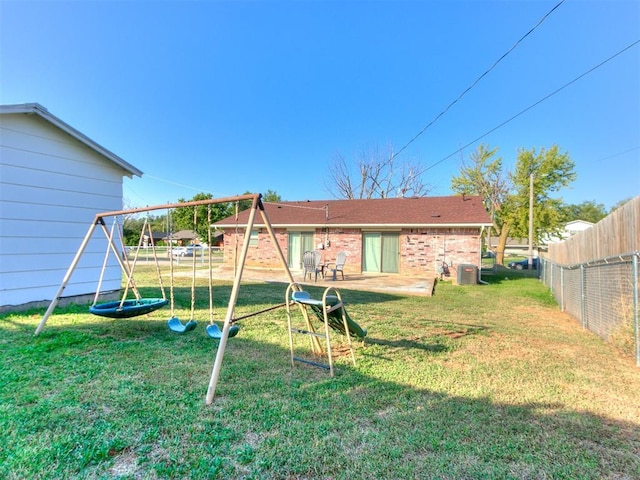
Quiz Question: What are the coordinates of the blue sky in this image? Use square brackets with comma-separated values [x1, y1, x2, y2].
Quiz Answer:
[1, 0, 638, 211]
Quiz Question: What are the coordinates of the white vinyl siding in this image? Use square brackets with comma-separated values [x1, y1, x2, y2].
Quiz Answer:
[0, 113, 128, 307]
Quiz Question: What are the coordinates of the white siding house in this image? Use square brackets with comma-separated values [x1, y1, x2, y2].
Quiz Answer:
[0, 103, 142, 310]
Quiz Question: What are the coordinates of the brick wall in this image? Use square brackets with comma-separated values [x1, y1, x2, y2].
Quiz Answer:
[322, 228, 362, 274]
[222, 227, 289, 269]
[401, 228, 482, 276]
[222, 226, 482, 276]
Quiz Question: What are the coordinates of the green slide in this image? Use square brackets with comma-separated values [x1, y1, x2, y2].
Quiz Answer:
[292, 291, 367, 340]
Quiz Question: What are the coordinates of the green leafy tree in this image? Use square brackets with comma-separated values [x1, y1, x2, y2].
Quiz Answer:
[122, 213, 167, 245]
[122, 216, 145, 246]
[451, 144, 576, 265]
[171, 193, 232, 242]
[610, 197, 634, 212]
[451, 143, 509, 239]
[561, 200, 607, 224]
[237, 189, 282, 211]
[506, 145, 576, 242]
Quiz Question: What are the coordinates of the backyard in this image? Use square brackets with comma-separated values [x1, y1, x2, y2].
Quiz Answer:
[1, 266, 639, 479]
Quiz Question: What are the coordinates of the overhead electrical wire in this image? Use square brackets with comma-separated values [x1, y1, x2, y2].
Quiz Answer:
[593, 145, 639, 163]
[390, 0, 566, 162]
[421, 38, 640, 173]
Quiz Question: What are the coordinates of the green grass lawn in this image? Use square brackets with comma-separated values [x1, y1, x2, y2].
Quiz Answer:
[1, 267, 639, 479]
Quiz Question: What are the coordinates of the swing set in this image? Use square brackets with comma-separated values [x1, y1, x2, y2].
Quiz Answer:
[34, 193, 308, 404]
[35, 193, 366, 405]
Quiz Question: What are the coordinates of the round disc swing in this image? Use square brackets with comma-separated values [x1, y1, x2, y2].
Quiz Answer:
[90, 216, 168, 318]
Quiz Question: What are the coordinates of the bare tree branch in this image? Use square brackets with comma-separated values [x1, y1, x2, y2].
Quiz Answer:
[326, 144, 432, 199]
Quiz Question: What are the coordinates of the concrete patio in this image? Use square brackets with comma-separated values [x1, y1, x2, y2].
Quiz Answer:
[209, 266, 439, 297]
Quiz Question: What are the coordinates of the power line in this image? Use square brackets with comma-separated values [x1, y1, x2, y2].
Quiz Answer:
[391, 0, 566, 161]
[143, 174, 227, 196]
[422, 39, 640, 173]
[594, 145, 640, 163]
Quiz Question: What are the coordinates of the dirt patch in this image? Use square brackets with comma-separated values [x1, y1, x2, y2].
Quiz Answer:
[109, 450, 140, 478]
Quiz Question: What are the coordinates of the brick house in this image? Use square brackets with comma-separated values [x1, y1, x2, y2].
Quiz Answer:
[213, 195, 492, 277]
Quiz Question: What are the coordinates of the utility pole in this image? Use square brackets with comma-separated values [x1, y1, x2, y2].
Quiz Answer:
[528, 173, 534, 269]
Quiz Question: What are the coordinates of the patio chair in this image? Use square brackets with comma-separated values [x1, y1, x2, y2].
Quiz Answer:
[302, 250, 323, 282]
[330, 251, 347, 280]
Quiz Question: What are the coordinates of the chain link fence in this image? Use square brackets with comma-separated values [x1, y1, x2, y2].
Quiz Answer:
[540, 252, 639, 366]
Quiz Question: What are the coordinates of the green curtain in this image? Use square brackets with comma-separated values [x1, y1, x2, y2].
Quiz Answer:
[381, 233, 399, 273]
[288, 232, 315, 269]
[301, 232, 315, 253]
[363, 232, 399, 273]
[288, 233, 301, 269]
[363, 233, 381, 272]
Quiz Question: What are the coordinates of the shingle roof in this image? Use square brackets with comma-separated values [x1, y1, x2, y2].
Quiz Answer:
[214, 195, 492, 228]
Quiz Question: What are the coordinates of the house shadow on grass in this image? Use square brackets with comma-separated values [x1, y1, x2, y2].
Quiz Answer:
[2, 301, 640, 479]
[365, 320, 488, 356]
[480, 267, 541, 284]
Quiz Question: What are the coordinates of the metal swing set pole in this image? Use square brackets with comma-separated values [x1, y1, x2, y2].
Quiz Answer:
[35, 216, 139, 335]
[34, 194, 259, 336]
[206, 195, 260, 404]
[205, 194, 298, 404]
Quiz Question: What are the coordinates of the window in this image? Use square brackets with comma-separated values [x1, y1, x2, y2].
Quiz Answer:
[249, 229, 259, 247]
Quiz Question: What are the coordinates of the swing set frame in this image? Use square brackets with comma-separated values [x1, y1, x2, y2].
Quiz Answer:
[34, 193, 298, 404]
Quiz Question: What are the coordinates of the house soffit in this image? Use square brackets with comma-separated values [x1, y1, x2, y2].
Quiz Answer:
[0, 103, 143, 178]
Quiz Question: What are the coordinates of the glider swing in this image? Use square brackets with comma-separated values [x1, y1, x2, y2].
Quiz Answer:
[89, 216, 168, 318]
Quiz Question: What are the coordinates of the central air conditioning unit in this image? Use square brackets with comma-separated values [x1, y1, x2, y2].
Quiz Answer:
[457, 264, 478, 285]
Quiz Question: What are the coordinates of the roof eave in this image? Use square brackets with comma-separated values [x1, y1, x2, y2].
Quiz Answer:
[215, 222, 493, 229]
[0, 103, 143, 178]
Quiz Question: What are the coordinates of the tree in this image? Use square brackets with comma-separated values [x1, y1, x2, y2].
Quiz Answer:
[450, 144, 510, 264]
[237, 189, 282, 211]
[121, 214, 168, 245]
[561, 200, 607, 224]
[171, 193, 232, 242]
[451, 143, 509, 227]
[610, 197, 633, 212]
[325, 144, 431, 199]
[451, 144, 576, 265]
[506, 145, 576, 241]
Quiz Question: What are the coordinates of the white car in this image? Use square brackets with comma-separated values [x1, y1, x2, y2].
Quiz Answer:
[171, 244, 203, 257]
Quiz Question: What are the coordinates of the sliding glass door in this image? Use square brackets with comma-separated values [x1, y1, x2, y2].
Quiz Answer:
[362, 232, 399, 273]
[288, 232, 315, 269]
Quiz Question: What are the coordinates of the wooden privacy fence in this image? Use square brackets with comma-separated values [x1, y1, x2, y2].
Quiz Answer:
[546, 196, 639, 265]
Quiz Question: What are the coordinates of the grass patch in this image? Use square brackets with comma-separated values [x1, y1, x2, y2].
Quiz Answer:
[1, 267, 639, 479]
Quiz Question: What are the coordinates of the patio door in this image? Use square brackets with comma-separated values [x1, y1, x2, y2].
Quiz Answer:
[362, 232, 399, 273]
[288, 232, 315, 270]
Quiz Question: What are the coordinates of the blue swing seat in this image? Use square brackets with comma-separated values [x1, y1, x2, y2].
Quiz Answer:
[168, 317, 198, 333]
[206, 323, 240, 339]
[89, 298, 168, 318]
